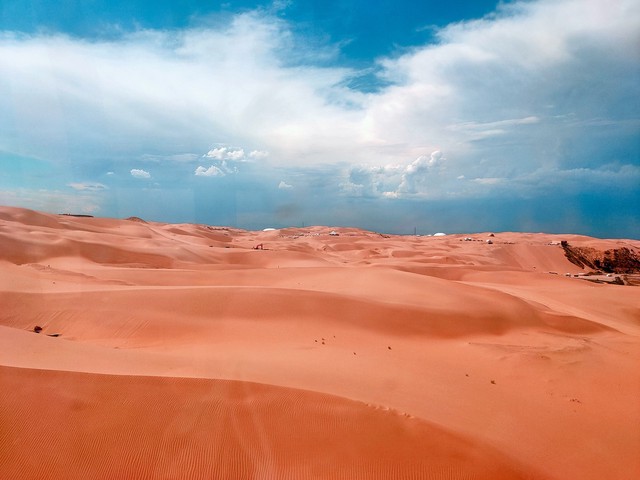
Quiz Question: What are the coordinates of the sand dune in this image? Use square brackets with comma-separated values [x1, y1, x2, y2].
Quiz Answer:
[0, 366, 536, 480]
[1, 206, 639, 479]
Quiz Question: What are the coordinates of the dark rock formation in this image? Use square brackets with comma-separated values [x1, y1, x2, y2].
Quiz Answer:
[561, 243, 640, 274]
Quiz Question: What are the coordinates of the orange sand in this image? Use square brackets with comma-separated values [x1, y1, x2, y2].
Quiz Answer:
[1, 206, 638, 479]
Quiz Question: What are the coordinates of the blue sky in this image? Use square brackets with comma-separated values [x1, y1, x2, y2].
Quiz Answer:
[1, 0, 638, 237]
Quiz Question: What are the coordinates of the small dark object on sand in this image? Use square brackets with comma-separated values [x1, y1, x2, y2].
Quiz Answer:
[47, 333, 61, 337]
[33, 326, 42, 333]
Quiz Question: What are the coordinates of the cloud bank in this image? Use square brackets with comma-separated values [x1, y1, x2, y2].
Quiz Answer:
[0, 0, 637, 235]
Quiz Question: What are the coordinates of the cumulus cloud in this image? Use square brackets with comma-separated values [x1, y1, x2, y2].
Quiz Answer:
[204, 148, 228, 160]
[342, 151, 448, 198]
[194, 156, 238, 177]
[204, 147, 248, 162]
[226, 149, 245, 161]
[395, 151, 445, 196]
[341, 163, 396, 197]
[130, 169, 151, 179]
[370, 0, 638, 170]
[195, 165, 225, 177]
[278, 180, 293, 189]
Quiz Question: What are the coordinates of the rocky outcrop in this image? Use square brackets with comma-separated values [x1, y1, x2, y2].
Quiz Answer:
[561, 241, 640, 273]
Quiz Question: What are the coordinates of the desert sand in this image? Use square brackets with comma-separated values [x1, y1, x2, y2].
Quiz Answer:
[0, 205, 638, 479]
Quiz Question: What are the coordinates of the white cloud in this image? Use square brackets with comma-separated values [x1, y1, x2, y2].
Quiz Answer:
[278, 180, 293, 189]
[226, 149, 245, 161]
[205, 147, 246, 161]
[472, 177, 505, 186]
[130, 169, 151, 179]
[0, 13, 360, 168]
[396, 151, 445, 195]
[67, 182, 107, 191]
[0, 0, 637, 203]
[249, 150, 269, 159]
[205, 148, 228, 160]
[194, 156, 238, 177]
[446, 116, 541, 141]
[195, 165, 225, 177]
[364, 0, 639, 182]
[344, 151, 447, 198]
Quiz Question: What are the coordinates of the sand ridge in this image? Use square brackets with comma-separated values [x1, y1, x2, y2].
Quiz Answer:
[1, 206, 639, 479]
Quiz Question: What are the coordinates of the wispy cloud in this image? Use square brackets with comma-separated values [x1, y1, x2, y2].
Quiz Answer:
[0, 188, 102, 214]
[67, 182, 108, 191]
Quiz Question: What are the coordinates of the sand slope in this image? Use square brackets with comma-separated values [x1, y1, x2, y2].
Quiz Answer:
[0, 366, 536, 480]
[1, 206, 639, 480]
